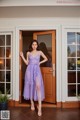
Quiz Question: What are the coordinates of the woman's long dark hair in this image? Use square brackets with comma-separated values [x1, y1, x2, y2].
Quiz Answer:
[29, 40, 39, 52]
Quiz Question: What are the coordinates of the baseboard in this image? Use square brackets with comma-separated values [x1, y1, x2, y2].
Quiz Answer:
[8, 100, 80, 108]
[8, 100, 15, 107]
[62, 101, 80, 108]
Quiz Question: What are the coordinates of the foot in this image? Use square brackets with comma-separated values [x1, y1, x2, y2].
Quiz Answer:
[31, 104, 35, 111]
[37, 106, 42, 116]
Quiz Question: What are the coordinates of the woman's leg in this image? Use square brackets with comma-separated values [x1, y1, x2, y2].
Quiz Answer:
[31, 99, 35, 110]
[37, 98, 42, 116]
[36, 77, 42, 116]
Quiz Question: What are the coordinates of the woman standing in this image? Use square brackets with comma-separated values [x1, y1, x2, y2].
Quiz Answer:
[20, 40, 48, 116]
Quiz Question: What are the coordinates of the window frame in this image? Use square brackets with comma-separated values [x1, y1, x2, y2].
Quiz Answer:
[0, 32, 12, 97]
[62, 26, 80, 101]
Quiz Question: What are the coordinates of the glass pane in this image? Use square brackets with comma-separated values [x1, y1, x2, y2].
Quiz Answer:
[37, 34, 52, 67]
[6, 35, 11, 45]
[0, 71, 5, 82]
[68, 71, 76, 83]
[6, 71, 11, 82]
[0, 83, 5, 94]
[0, 59, 5, 69]
[0, 47, 5, 57]
[77, 85, 80, 96]
[0, 35, 5, 46]
[77, 45, 80, 57]
[68, 85, 76, 96]
[6, 47, 11, 58]
[68, 58, 76, 70]
[77, 58, 80, 70]
[67, 45, 76, 57]
[77, 71, 80, 83]
[6, 83, 10, 94]
[77, 32, 80, 44]
[6, 59, 11, 69]
[67, 32, 76, 44]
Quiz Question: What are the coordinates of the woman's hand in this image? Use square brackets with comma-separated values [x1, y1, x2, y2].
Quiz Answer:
[20, 52, 23, 58]
[39, 51, 48, 65]
[20, 52, 28, 65]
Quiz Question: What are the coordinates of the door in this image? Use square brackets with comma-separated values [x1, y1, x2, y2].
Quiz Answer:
[33, 31, 56, 103]
[19, 31, 23, 103]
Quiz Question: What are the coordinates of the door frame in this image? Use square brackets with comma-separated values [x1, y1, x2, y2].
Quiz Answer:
[15, 26, 61, 107]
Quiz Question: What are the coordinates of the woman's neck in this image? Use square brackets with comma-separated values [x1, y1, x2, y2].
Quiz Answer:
[32, 49, 37, 52]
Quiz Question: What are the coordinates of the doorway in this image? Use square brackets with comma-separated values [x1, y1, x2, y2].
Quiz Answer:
[19, 30, 56, 105]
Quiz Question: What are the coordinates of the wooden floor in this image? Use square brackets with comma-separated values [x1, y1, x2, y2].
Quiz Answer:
[8, 107, 80, 120]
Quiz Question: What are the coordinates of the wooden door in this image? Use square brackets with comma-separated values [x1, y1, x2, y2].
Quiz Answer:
[19, 31, 23, 103]
[33, 31, 56, 103]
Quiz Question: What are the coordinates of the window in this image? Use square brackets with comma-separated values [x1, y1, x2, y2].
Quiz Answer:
[0, 33, 12, 95]
[67, 32, 80, 97]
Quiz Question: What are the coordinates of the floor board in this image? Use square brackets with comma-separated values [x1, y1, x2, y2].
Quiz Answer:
[7, 107, 80, 120]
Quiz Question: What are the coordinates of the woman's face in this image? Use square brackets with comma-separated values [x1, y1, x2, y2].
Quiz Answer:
[32, 42, 38, 50]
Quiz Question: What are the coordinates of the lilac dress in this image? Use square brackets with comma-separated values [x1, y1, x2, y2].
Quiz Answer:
[23, 53, 45, 101]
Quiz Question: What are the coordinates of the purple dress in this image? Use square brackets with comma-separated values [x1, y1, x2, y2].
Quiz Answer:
[23, 53, 45, 101]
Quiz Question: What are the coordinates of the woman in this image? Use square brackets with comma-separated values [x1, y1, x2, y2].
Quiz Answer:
[20, 40, 48, 116]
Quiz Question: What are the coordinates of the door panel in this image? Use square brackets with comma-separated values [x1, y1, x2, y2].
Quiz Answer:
[33, 31, 56, 103]
[19, 31, 23, 103]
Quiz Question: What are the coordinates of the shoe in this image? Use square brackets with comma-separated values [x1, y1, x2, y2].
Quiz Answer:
[37, 106, 42, 116]
[31, 104, 35, 111]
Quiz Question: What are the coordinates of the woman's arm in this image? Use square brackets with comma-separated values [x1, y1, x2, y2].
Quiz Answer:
[39, 51, 48, 65]
[20, 52, 29, 65]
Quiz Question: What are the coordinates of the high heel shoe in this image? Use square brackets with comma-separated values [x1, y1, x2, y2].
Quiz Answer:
[37, 106, 42, 116]
[31, 104, 35, 111]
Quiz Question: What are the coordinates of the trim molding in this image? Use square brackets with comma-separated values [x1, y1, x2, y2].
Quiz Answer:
[62, 101, 80, 108]
[8, 100, 80, 108]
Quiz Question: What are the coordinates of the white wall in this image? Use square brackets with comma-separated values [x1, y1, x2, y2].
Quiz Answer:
[0, 17, 80, 27]
[0, 6, 80, 18]
[0, 13, 80, 102]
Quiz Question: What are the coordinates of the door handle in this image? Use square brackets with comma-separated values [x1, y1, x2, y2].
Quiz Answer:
[49, 64, 55, 77]
[53, 64, 55, 71]
[49, 69, 53, 72]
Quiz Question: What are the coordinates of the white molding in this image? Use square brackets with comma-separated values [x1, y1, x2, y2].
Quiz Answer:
[15, 25, 62, 102]
[0, 0, 80, 6]
[0, 18, 79, 21]
[15, 27, 20, 101]
[62, 25, 80, 29]
[0, 27, 15, 32]
[62, 27, 67, 102]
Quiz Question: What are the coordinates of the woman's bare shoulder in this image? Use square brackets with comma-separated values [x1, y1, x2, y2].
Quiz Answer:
[26, 51, 30, 55]
[38, 50, 43, 55]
